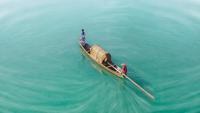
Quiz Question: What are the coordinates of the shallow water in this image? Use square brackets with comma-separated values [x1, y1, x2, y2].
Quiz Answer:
[0, 0, 200, 113]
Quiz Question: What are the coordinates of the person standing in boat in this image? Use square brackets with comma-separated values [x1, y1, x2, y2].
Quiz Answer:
[80, 29, 86, 41]
[80, 29, 86, 47]
[121, 64, 127, 75]
[81, 29, 85, 38]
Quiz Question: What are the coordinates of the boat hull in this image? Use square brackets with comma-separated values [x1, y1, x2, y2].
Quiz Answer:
[79, 43, 124, 78]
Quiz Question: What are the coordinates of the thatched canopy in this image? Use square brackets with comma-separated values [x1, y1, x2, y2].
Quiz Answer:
[90, 45, 112, 64]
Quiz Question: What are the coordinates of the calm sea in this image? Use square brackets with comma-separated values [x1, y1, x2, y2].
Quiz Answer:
[0, 0, 200, 113]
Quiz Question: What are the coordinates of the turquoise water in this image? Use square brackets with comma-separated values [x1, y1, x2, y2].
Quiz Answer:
[0, 0, 200, 112]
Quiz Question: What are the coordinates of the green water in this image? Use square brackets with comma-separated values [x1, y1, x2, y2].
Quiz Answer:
[0, 0, 200, 113]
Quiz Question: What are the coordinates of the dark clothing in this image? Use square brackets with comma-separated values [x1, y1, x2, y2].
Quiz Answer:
[81, 31, 85, 36]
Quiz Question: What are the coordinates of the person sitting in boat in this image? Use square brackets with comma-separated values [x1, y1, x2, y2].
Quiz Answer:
[121, 64, 127, 75]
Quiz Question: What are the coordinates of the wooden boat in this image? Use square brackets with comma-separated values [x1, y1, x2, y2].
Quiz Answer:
[79, 42, 124, 78]
[79, 41, 155, 100]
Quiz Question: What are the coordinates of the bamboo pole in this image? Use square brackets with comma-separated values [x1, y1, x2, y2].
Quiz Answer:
[107, 62, 155, 100]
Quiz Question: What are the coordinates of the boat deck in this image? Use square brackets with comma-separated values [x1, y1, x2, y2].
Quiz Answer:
[79, 42, 124, 78]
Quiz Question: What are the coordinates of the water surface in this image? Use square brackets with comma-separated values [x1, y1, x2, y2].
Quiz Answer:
[0, 0, 200, 113]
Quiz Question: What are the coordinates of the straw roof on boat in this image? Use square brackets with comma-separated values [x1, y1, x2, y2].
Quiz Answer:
[90, 45, 112, 64]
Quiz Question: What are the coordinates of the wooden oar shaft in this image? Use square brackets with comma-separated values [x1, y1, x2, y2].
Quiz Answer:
[124, 75, 155, 100]
[107, 63, 121, 74]
[107, 62, 155, 100]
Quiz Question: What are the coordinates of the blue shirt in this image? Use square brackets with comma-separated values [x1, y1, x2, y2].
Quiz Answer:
[81, 31, 85, 36]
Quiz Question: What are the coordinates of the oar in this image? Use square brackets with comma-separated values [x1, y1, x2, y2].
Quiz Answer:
[107, 62, 155, 100]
